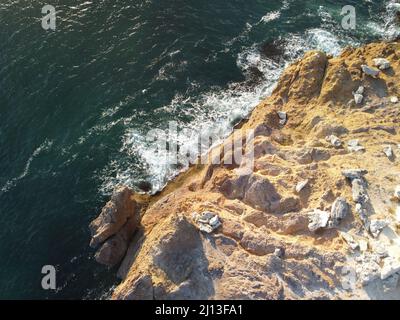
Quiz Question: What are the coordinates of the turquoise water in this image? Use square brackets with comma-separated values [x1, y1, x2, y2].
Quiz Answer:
[0, 0, 397, 299]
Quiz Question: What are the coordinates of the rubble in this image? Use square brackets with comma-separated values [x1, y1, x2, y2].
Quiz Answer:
[193, 211, 222, 233]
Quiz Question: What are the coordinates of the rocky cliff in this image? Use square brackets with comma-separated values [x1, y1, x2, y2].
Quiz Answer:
[90, 40, 400, 300]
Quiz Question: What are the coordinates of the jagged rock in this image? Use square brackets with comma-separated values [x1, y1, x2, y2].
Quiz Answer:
[356, 203, 370, 229]
[383, 145, 394, 159]
[308, 209, 330, 232]
[353, 94, 363, 105]
[326, 135, 342, 148]
[95, 214, 140, 267]
[351, 178, 369, 204]
[243, 175, 281, 212]
[277, 111, 287, 125]
[330, 197, 349, 227]
[373, 58, 391, 70]
[295, 179, 309, 193]
[89, 186, 138, 248]
[347, 139, 365, 153]
[369, 219, 389, 238]
[342, 169, 368, 180]
[193, 211, 222, 233]
[381, 257, 400, 280]
[361, 64, 380, 78]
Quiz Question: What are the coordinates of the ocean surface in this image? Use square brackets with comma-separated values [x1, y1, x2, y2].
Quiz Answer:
[0, 0, 398, 299]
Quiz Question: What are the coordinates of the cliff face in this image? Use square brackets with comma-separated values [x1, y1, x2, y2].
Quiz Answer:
[91, 41, 400, 300]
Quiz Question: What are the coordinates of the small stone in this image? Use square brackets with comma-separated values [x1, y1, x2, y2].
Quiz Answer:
[355, 86, 365, 95]
[383, 145, 394, 159]
[369, 219, 389, 238]
[308, 209, 330, 232]
[295, 179, 309, 193]
[352, 178, 369, 204]
[381, 257, 400, 280]
[376, 58, 392, 70]
[347, 139, 365, 153]
[372, 58, 391, 70]
[274, 247, 285, 258]
[390, 96, 399, 103]
[277, 111, 287, 125]
[355, 203, 370, 229]
[209, 215, 221, 228]
[361, 64, 380, 78]
[353, 93, 363, 105]
[342, 169, 368, 180]
[326, 135, 342, 148]
[330, 197, 349, 227]
[195, 211, 221, 233]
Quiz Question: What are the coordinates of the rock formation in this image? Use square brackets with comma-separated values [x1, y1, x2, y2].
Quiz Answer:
[90, 40, 400, 299]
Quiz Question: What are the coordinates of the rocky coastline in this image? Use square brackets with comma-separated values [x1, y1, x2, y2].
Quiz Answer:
[89, 40, 400, 300]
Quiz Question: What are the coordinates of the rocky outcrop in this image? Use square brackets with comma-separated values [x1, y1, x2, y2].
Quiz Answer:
[89, 186, 140, 267]
[92, 40, 400, 300]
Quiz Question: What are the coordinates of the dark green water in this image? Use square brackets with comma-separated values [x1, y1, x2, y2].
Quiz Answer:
[0, 0, 397, 299]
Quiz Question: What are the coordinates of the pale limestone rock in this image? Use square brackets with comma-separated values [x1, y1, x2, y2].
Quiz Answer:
[308, 209, 330, 232]
[347, 139, 365, 153]
[383, 145, 394, 159]
[381, 257, 400, 280]
[373, 58, 391, 70]
[326, 135, 342, 148]
[361, 64, 380, 78]
[340, 232, 359, 250]
[369, 220, 389, 238]
[390, 96, 399, 103]
[295, 179, 309, 193]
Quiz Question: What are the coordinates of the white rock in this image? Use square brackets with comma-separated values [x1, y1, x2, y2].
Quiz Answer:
[308, 209, 330, 232]
[359, 240, 368, 252]
[353, 93, 363, 105]
[383, 145, 394, 159]
[373, 58, 391, 70]
[361, 64, 380, 78]
[277, 111, 287, 125]
[342, 169, 368, 180]
[355, 86, 365, 95]
[295, 179, 309, 193]
[390, 96, 399, 103]
[369, 219, 389, 238]
[326, 135, 342, 148]
[209, 215, 221, 228]
[347, 139, 365, 153]
[195, 211, 222, 233]
[381, 257, 400, 280]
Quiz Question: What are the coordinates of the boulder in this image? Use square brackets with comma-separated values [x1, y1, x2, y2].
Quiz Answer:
[243, 175, 281, 212]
